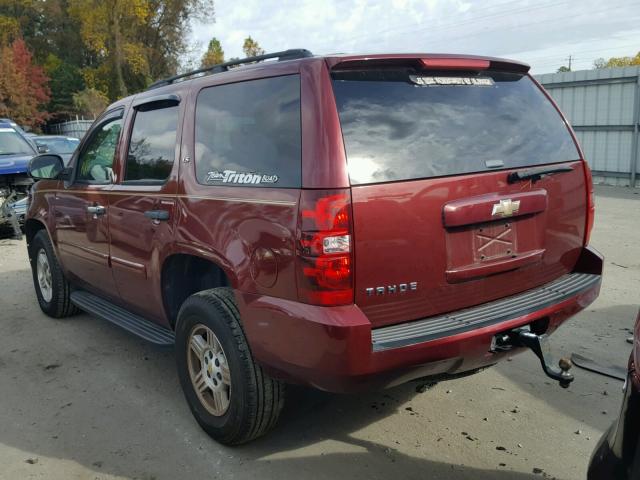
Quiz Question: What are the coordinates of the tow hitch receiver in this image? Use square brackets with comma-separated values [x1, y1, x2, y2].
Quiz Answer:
[492, 328, 574, 388]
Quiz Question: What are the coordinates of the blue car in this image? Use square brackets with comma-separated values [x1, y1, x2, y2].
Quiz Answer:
[0, 120, 36, 175]
[7, 196, 28, 224]
[32, 135, 80, 165]
[1, 120, 36, 235]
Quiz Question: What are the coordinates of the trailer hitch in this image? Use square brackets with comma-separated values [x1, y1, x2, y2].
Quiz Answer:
[493, 328, 574, 388]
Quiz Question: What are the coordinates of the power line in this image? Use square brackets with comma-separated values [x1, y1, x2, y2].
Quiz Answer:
[519, 42, 640, 63]
[341, 0, 569, 46]
[329, 0, 572, 46]
[422, 2, 639, 52]
[312, 0, 638, 56]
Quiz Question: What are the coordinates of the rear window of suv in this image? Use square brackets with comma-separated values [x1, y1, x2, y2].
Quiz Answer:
[195, 74, 301, 188]
[331, 70, 580, 185]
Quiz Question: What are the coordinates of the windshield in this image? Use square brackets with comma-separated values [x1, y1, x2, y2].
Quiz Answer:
[331, 70, 580, 185]
[0, 127, 35, 155]
[37, 137, 80, 154]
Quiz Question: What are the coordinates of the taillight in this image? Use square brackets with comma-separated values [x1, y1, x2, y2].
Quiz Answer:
[296, 189, 353, 306]
[584, 162, 595, 245]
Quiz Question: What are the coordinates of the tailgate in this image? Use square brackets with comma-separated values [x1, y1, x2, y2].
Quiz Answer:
[331, 61, 587, 327]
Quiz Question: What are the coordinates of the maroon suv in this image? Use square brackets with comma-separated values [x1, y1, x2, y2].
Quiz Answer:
[25, 50, 603, 445]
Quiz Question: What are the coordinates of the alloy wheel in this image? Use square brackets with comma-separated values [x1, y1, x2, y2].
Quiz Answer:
[187, 324, 232, 416]
[36, 249, 53, 302]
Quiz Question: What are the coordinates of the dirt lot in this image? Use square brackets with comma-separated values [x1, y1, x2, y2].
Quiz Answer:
[0, 185, 638, 480]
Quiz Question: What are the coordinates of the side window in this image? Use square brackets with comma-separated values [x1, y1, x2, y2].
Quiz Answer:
[195, 74, 301, 188]
[125, 102, 179, 183]
[76, 117, 123, 184]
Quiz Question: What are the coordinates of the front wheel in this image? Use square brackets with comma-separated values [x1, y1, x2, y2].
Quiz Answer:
[30, 230, 78, 318]
[175, 287, 285, 445]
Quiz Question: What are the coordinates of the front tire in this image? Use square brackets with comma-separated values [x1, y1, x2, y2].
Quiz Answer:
[30, 230, 78, 318]
[175, 287, 285, 445]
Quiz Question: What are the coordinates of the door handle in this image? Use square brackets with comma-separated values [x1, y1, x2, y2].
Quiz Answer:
[144, 210, 170, 221]
[86, 205, 106, 216]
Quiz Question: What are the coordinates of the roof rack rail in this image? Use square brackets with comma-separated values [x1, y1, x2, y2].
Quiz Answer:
[148, 49, 313, 90]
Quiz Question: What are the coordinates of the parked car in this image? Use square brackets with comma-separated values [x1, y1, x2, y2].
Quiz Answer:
[32, 135, 80, 165]
[0, 118, 29, 137]
[25, 50, 603, 445]
[588, 308, 640, 479]
[7, 196, 28, 225]
[0, 120, 36, 236]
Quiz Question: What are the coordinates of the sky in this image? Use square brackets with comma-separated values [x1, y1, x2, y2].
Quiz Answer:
[190, 0, 640, 74]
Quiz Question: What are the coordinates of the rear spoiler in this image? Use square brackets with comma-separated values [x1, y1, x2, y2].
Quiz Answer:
[325, 54, 530, 74]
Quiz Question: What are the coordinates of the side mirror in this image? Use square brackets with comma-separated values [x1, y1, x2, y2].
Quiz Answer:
[37, 145, 49, 154]
[28, 154, 65, 180]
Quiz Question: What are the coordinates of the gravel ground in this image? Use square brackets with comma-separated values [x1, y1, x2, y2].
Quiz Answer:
[0, 185, 638, 480]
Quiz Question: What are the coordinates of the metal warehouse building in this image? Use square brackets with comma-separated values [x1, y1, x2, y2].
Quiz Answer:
[536, 66, 640, 187]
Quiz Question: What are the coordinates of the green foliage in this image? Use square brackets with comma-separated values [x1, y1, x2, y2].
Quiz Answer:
[144, 0, 215, 79]
[557, 65, 571, 73]
[0, 0, 215, 122]
[44, 54, 85, 119]
[594, 52, 640, 69]
[68, 0, 150, 99]
[201, 37, 224, 67]
[242, 36, 265, 57]
[0, 15, 19, 44]
[73, 88, 110, 119]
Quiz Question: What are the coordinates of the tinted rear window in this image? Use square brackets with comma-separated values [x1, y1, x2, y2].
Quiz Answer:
[195, 75, 301, 188]
[332, 70, 579, 185]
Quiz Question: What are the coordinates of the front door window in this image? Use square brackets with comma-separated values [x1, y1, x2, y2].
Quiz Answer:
[76, 117, 123, 184]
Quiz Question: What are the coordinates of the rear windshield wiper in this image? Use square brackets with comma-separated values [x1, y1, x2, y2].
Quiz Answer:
[507, 165, 574, 184]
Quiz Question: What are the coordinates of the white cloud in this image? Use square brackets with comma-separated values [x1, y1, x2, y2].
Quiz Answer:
[190, 0, 640, 73]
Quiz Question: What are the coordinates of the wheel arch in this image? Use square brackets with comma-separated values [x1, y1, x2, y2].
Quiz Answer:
[24, 218, 49, 260]
[161, 252, 235, 329]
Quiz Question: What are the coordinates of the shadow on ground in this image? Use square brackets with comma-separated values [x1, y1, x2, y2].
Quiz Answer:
[1, 214, 637, 479]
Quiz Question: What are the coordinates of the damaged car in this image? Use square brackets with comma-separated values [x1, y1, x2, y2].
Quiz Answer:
[0, 120, 35, 238]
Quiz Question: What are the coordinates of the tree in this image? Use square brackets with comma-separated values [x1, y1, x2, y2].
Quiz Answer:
[0, 1, 41, 47]
[142, 0, 215, 79]
[0, 38, 50, 128]
[72, 88, 109, 118]
[557, 65, 571, 73]
[201, 37, 224, 67]
[0, 14, 19, 45]
[594, 52, 640, 69]
[0, 0, 216, 120]
[44, 54, 85, 120]
[68, 0, 150, 100]
[242, 36, 265, 57]
[68, 0, 216, 100]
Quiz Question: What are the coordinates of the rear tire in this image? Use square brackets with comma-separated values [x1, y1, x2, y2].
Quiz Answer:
[175, 287, 285, 445]
[30, 230, 78, 318]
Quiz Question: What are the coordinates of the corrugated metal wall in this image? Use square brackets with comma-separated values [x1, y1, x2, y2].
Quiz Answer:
[536, 66, 640, 187]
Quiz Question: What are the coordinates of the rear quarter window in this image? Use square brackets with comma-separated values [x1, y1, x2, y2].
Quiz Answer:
[331, 70, 580, 185]
[195, 74, 301, 188]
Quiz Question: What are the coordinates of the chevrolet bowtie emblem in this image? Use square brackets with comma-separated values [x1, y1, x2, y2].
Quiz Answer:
[491, 199, 520, 217]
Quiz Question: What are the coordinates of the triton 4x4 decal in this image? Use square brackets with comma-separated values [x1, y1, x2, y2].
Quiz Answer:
[205, 170, 279, 185]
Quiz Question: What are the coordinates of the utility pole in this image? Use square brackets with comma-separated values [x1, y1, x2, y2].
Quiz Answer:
[567, 55, 573, 71]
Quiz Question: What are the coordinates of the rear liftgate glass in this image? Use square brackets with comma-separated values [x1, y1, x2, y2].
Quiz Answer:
[331, 62, 588, 338]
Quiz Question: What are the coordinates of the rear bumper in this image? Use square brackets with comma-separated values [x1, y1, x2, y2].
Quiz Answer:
[238, 246, 603, 393]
